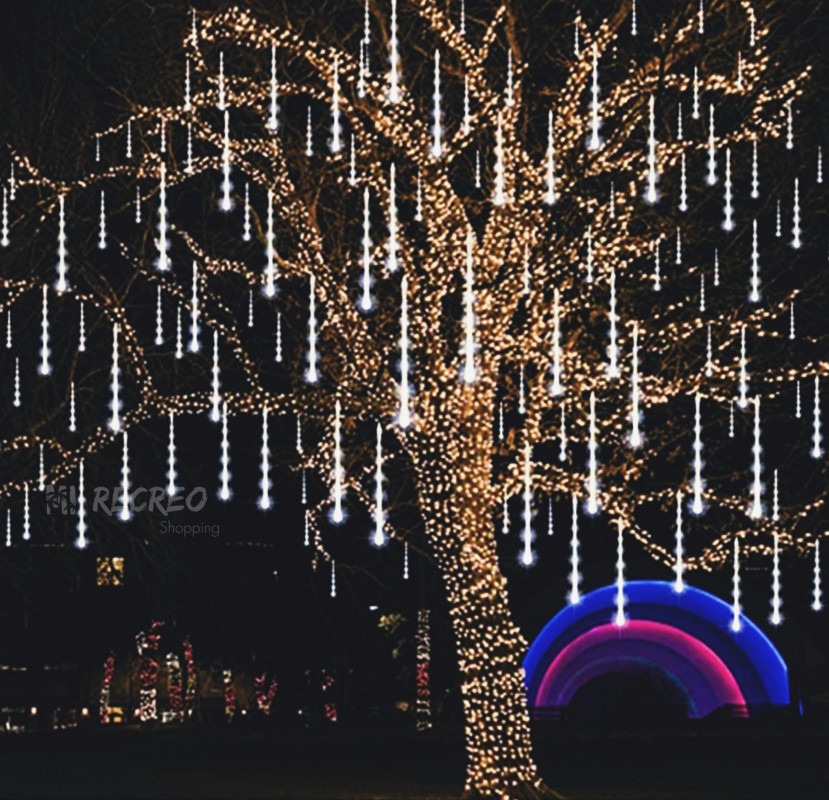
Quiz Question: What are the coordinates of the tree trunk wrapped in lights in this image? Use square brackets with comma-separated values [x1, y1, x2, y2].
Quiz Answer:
[1, 1, 827, 797]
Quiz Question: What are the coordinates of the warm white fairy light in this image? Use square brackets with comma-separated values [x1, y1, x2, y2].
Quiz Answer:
[542, 110, 558, 206]
[691, 393, 704, 515]
[75, 460, 87, 549]
[387, 162, 400, 272]
[674, 491, 685, 593]
[569, 494, 581, 605]
[22, 484, 30, 542]
[679, 152, 687, 211]
[749, 396, 763, 520]
[493, 112, 506, 205]
[559, 404, 568, 462]
[119, 431, 131, 522]
[730, 537, 742, 632]
[69, 380, 76, 431]
[1, 188, 8, 247]
[770, 531, 782, 625]
[305, 106, 313, 156]
[749, 218, 760, 302]
[330, 54, 342, 153]
[242, 183, 251, 241]
[431, 50, 443, 158]
[521, 441, 534, 567]
[462, 231, 477, 384]
[268, 45, 279, 130]
[586, 392, 599, 516]
[39, 285, 51, 375]
[505, 48, 514, 108]
[653, 237, 661, 291]
[265, 189, 276, 297]
[706, 324, 713, 377]
[56, 195, 68, 293]
[332, 398, 345, 523]
[156, 163, 170, 271]
[176, 306, 184, 358]
[166, 411, 177, 496]
[645, 95, 658, 204]
[388, 0, 401, 103]
[13, 357, 20, 408]
[812, 540, 822, 612]
[361, 187, 373, 311]
[307, 274, 318, 383]
[738, 325, 749, 409]
[791, 178, 801, 249]
[398, 274, 412, 428]
[614, 520, 627, 625]
[190, 261, 202, 352]
[812, 376, 822, 458]
[210, 330, 221, 422]
[550, 288, 563, 396]
[107, 322, 122, 432]
[723, 148, 734, 231]
[275, 313, 283, 362]
[218, 400, 231, 501]
[463, 75, 471, 136]
[751, 139, 759, 198]
[786, 100, 793, 150]
[373, 422, 386, 546]
[259, 407, 271, 510]
[607, 268, 619, 379]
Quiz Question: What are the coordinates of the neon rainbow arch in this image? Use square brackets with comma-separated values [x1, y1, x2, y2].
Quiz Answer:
[523, 581, 789, 718]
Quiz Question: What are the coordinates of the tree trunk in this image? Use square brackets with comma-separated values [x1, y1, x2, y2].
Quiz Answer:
[412, 392, 558, 800]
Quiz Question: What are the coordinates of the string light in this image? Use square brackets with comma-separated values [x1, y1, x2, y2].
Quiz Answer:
[674, 491, 685, 593]
[166, 411, 177, 496]
[812, 376, 822, 458]
[69, 380, 76, 431]
[22, 483, 30, 542]
[398, 274, 411, 428]
[5, 310, 10, 349]
[306, 274, 318, 383]
[749, 397, 763, 520]
[751, 139, 759, 198]
[789, 302, 795, 340]
[13, 357, 20, 408]
[607, 268, 619, 378]
[568, 494, 581, 605]
[559, 404, 567, 462]
[679, 152, 687, 211]
[242, 183, 251, 241]
[502, 486, 510, 535]
[217, 51, 226, 110]
[258, 406, 271, 510]
[463, 75, 471, 137]
[387, 162, 399, 272]
[792, 177, 801, 248]
[126, 118, 132, 159]
[265, 189, 276, 297]
[175, 305, 183, 359]
[349, 134, 357, 186]
[38, 284, 51, 375]
[631, 0, 637, 36]
[723, 147, 734, 231]
[119, 431, 131, 522]
[749, 218, 760, 302]
[550, 288, 563, 395]
[218, 400, 231, 501]
[330, 54, 342, 153]
[707, 105, 717, 186]
[305, 106, 313, 156]
[772, 468, 779, 521]
[388, 0, 401, 103]
[786, 100, 793, 150]
[505, 48, 514, 108]
[493, 112, 506, 205]
[361, 187, 373, 311]
[521, 441, 534, 567]
[812, 540, 822, 612]
[589, 42, 601, 151]
[108, 323, 120, 431]
[614, 520, 626, 625]
[796, 379, 802, 419]
[373, 422, 385, 546]
[691, 393, 704, 515]
[462, 231, 477, 384]
[56, 195, 68, 293]
[210, 329, 221, 422]
[267, 44, 278, 129]
[770, 531, 782, 625]
[586, 392, 599, 516]
[2, 188, 9, 247]
[675, 227, 682, 266]
[547, 497, 554, 537]
[247, 290, 254, 327]
[730, 537, 742, 632]
[75, 459, 87, 549]
[275, 313, 282, 362]
[431, 50, 442, 158]
[518, 365, 526, 415]
[5, 510, 10, 548]
[629, 323, 642, 448]
[332, 399, 344, 523]
[692, 66, 700, 120]
[738, 325, 749, 409]
[645, 95, 658, 203]
[403, 540, 409, 580]
[155, 286, 164, 345]
[653, 237, 661, 291]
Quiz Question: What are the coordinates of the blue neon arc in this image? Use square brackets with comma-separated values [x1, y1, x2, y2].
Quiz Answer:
[523, 581, 789, 715]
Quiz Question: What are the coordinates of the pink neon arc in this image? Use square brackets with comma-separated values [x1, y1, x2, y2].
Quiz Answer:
[536, 620, 746, 717]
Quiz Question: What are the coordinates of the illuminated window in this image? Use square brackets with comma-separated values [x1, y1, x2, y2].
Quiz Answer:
[96, 557, 125, 587]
